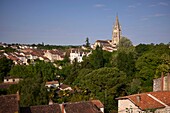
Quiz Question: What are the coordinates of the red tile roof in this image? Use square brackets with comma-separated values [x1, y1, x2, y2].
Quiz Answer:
[46, 81, 59, 85]
[64, 101, 103, 113]
[20, 104, 61, 113]
[7, 55, 19, 61]
[20, 100, 103, 113]
[91, 100, 104, 108]
[0, 82, 18, 89]
[96, 40, 110, 43]
[30, 104, 61, 113]
[59, 84, 71, 89]
[116, 91, 170, 110]
[0, 94, 19, 113]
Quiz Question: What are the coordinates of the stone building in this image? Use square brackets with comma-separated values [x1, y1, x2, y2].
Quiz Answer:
[153, 73, 170, 92]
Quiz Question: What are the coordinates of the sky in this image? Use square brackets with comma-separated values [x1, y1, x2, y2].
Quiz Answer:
[0, 0, 170, 45]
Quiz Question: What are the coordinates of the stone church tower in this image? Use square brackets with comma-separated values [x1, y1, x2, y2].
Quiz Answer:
[112, 15, 121, 45]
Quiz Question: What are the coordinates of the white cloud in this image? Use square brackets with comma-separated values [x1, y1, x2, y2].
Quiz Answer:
[141, 13, 169, 21]
[149, 2, 168, 7]
[94, 4, 105, 8]
[158, 2, 168, 6]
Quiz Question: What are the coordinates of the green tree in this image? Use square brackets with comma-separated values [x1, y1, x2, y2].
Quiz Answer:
[65, 58, 80, 85]
[76, 67, 127, 112]
[0, 57, 13, 82]
[135, 44, 153, 57]
[116, 47, 136, 77]
[135, 52, 161, 92]
[10, 61, 56, 81]
[118, 37, 133, 48]
[85, 37, 90, 47]
[19, 76, 48, 107]
[89, 46, 104, 69]
[155, 53, 170, 78]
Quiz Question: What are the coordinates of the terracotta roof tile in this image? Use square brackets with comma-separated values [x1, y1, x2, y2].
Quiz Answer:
[64, 101, 103, 113]
[96, 40, 109, 43]
[149, 91, 170, 106]
[0, 94, 19, 113]
[30, 104, 61, 113]
[46, 81, 59, 85]
[0, 82, 18, 89]
[20, 104, 61, 113]
[91, 100, 104, 108]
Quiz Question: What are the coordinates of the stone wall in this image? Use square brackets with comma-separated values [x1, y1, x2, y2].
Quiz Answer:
[153, 73, 170, 92]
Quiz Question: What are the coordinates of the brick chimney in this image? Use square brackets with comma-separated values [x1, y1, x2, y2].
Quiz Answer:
[16, 91, 20, 101]
[167, 73, 170, 91]
[60, 104, 65, 113]
[161, 72, 164, 91]
[48, 99, 53, 105]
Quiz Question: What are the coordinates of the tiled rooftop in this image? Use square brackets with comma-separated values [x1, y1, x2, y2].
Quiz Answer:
[0, 82, 18, 89]
[64, 101, 103, 113]
[116, 91, 170, 110]
[0, 94, 19, 113]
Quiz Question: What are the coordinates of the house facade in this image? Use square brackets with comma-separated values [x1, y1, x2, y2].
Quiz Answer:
[44, 50, 64, 62]
[45, 81, 59, 88]
[4, 76, 21, 83]
[69, 49, 88, 64]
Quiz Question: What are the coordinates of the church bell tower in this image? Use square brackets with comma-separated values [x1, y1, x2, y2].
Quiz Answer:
[112, 15, 121, 45]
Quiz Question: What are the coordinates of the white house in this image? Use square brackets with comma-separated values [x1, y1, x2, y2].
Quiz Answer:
[4, 76, 22, 83]
[45, 81, 59, 88]
[44, 50, 64, 62]
[69, 49, 89, 64]
[59, 84, 72, 91]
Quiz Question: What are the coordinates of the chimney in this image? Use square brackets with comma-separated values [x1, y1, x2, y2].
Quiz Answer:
[16, 91, 20, 101]
[136, 95, 141, 103]
[167, 73, 170, 91]
[48, 99, 53, 105]
[161, 72, 164, 91]
[60, 104, 65, 113]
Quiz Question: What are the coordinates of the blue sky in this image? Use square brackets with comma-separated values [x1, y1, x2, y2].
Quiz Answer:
[0, 0, 170, 45]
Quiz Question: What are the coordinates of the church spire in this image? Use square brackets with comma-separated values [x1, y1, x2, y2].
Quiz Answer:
[115, 15, 120, 29]
[112, 15, 121, 45]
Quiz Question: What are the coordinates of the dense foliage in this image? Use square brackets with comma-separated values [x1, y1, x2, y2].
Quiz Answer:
[0, 57, 13, 82]
[0, 41, 170, 113]
[58, 43, 170, 112]
[10, 61, 56, 81]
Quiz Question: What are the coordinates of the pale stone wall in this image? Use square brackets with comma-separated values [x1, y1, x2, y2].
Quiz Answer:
[153, 75, 170, 92]
[4, 78, 20, 83]
[118, 99, 141, 113]
[153, 78, 162, 91]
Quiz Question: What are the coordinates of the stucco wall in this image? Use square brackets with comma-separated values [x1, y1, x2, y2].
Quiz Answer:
[118, 99, 141, 113]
